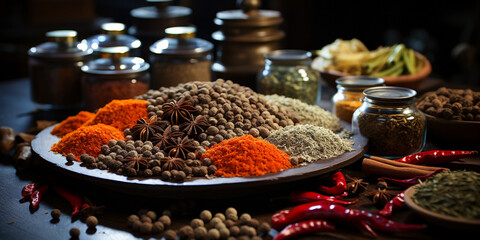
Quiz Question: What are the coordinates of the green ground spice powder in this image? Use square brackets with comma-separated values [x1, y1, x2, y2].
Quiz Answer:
[265, 124, 354, 163]
[412, 170, 480, 220]
[263, 94, 341, 132]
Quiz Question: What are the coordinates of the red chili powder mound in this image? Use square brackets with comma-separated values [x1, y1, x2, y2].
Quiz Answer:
[51, 111, 95, 137]
[202, 135, 293, 177]
[83, 99, 148, 131]
[51, 123, 125, 161]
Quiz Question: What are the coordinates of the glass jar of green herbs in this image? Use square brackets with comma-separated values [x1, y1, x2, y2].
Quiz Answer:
[257, 50, 320, 105]
[352, 86, 426, 159]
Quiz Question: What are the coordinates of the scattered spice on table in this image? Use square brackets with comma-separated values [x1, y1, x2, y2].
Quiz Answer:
[51, 124, 125, 161]
[318, 171, 348, 196]
[412, 170, 480, 219]
[201, 134, 292, 177]
[50, 111, 95, 137]
[393, 150, 478, 165]
[264, 94, 341, 132]
[271, 202, 427, 238]
[0, 126, 15, 154]
[266, 124, 353, 163]
[83, 99, 149, 131]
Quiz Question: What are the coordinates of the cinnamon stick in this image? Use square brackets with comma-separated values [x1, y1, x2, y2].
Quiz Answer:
[369, 156, 449, 172]
[362, 158, 438, 179]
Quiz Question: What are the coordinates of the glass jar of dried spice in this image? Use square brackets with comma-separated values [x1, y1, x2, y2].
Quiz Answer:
[81, 46, 150, 111]
[332, 76, 384, 123]
[257, 50, 320, 105]
[149, 26, 213, 89]
[28, 30, 93, 108]
[86, 22, 142, 57]
[352, 86, 426, 159]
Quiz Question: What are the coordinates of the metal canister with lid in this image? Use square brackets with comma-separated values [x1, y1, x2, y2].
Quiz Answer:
[86, 22, 142, 57]
[81, 46, 150, 111]
[129, 0, 191, 58]
[257, 50, 319, 105]
[211, 0, 284, 89]
[28, 30, 92, 107]
[352, 86, 426, 159]
[332, 76, 385, 123]
[149, 26, 213, 89]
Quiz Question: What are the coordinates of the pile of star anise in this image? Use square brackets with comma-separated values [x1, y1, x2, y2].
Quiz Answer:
[125, 97, 209, 170]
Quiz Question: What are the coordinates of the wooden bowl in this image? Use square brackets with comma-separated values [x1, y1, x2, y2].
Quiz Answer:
[404, 184, 480, 230]
[317, 52, 432, 90]
[422, 113, 480, 146]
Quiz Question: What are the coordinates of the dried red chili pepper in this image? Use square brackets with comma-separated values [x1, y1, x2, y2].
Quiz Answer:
[379, 169, 444, 188]
[274, 219, 336, 240]
[290, 191, 358, 205]
[394, 150, 477, 165]
[22, 182, 41, 199]
[317, 171, 347, 196]
[377, 190, 406, 217]
[50, 180, 84, 216]
[271, 202, 426, 237]
[30, 184, 49, 212]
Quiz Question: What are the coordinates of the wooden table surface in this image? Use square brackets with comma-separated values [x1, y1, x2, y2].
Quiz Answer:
[1, 78, 479, 240]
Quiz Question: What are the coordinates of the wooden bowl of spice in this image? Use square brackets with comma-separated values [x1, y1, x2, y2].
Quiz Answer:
[404, 171, 480, 230]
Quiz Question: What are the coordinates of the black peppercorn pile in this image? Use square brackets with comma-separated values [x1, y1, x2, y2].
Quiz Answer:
[416, 87, 480, 121]
[136, 79, 301, 148]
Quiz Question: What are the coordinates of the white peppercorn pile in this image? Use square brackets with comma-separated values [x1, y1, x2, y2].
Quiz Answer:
[135, 79, 301, 147]
[263, 94, 342, 132]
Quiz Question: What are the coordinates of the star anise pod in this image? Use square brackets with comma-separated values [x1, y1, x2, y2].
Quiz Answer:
[161, 157, 185, 171]
[180, 115, 208, 136]
[165, 136, 197, 160]
[151, 125, 184, 150]
[122, 155, 149, 171]
[130, 115, 169, 141]
[346, 175, 368, 196]
[161, 97, 197, 125]
[368, 188, 393, 209]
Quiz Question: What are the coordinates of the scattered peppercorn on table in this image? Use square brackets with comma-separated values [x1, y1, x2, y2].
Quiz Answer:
[1, 77, 479, 240]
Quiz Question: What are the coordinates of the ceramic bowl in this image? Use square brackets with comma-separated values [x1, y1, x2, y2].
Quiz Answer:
[404, 184, 480, 230]
[317, 52, 432, 90]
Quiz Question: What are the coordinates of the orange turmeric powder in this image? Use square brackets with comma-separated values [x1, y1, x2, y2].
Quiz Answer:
[201, 135, 292, 177]
[83, 99, 148, 131]
[51, 123, 124, 161]
[51, 111, 95, 137]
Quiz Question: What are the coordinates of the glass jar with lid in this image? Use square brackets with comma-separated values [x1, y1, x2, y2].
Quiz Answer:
[257, 50, 320, 105]
[86, 22, 142, 57]
[81, 46, 150, 111]
[149, 26, 213, 88]
[352, 86, 426, 159]
[28, 30, 92, 108]
[332, 76, 385, 123]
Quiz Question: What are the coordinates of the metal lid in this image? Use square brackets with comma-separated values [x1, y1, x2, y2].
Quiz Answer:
[150, 26, 213, 57]
[81, 46, 149, 76]
[264, 50, 312, 65]
[28, 30, 92, 60]
[101, 22, 126, 36]
[86, 23, 142, 52]
[130, 0, 191, 20]
[364, 86, 417, 103]
[336, 76, 385, 91]
[215, 0, 282, 27]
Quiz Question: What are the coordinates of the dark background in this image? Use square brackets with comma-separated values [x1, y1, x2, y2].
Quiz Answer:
[1, 0, 479, 86]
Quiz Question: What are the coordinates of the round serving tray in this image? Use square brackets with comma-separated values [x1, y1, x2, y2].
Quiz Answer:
[32, 122, 367, 198]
